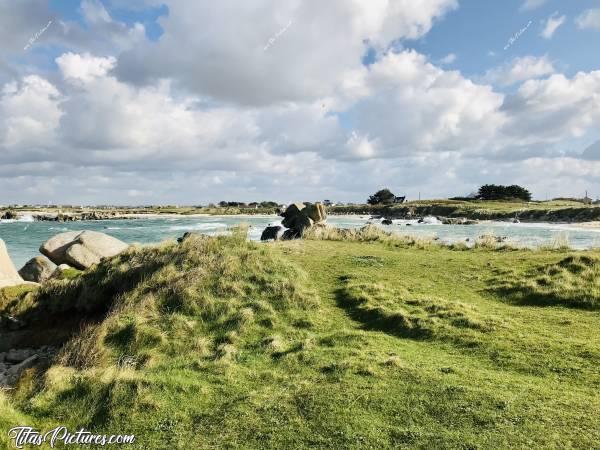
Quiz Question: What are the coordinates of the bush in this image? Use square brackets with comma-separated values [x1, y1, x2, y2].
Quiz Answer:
[367, 188, 396, 205]
[477, 184, 532, 201]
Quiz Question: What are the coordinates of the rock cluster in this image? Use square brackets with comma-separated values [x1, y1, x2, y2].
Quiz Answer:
[0, 346, 56, 387]
[1, 211, 17, 220]
[261, 202, 327, 240]
[40, 230, 129, 270]
[34, 211, 124, 222]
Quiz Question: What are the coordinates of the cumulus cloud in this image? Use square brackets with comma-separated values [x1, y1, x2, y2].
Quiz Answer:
[0, 75, 62, 155]
[116, 0, 458, 105]
[483, 55, 555, 86]
[576, 9, 600, 30]
[501, 71, 600, 146]
[1, 1, 600, 203]
[540, 12, 566, 39]
[345, 51, 505, 159]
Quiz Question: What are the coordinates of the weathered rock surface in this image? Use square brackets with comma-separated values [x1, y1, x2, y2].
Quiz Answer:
[0, 238, 25, 288]
[40, 231, 128, 269]
[0, 346, 56, 387]
[261, 226, 284, 241]
[18, 256, 57, 283]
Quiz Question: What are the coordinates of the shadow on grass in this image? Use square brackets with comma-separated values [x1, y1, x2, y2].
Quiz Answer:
[334, 275, 432, 340]
[487, 255, 599, 311]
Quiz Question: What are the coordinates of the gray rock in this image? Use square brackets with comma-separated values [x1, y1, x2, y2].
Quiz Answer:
[6, 348, 34, 363]
[261, 226, 284, 241]
[40, 231, 128, 269]
[381, 219, 393, 225]
[18, 256, 57, 283]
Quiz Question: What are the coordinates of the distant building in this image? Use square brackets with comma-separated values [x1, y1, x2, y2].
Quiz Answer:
[393, 196, 406, 204]
[323, 199, 333, 206]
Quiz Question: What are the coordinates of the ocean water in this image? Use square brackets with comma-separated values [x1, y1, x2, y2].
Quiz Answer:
[1, 215, 600, 268]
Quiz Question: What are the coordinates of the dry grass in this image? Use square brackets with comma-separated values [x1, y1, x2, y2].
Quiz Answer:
[303, 224, 437, 249]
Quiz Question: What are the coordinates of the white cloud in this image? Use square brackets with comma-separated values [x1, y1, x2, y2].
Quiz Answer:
[56, 52, 116, 83]
[439, 53, 457, 65]
[2, 2, 600, 203]
[116, 0, 458, 105]
[345, 51, 505, 158]
[501, 71, 600, 146]
[483, 55, 555, 86]
[576, 9, 600, 30]
[541, 12, 566, 39]
[0, 75, 62, 152]
[520, 0, 547, 12]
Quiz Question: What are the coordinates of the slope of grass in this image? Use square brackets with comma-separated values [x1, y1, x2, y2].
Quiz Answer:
[490, 255, 600, 309]
[1, 232, 599, 448]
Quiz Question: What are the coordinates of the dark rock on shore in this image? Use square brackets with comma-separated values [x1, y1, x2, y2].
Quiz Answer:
[261, 226, 284, 241]
[1, 210, 17, 220]
[276, 202, 327, 240]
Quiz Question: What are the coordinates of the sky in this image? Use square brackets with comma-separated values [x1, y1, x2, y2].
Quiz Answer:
[1, 0, 600, 205]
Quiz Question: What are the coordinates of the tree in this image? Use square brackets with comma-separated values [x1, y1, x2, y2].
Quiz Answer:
[477, 184, 531, 201]
[367, 188, 396, 205]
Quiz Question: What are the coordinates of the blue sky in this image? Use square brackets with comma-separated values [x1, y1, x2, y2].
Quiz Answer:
[410, 0, 600, 78]
[1, 0, 600, 204]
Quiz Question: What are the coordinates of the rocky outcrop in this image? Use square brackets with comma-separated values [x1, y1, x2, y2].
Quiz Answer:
[0, 346, 56, 387]
[275, 202, 327, 240]
[261, 226, 284, 241]
[1, 210, 17, 220]
[0, 239, 26, 288]
[18, 256, 57, 283]
[34, 211, 125, 222]
[40, 231, 129, 269]
[441, 217, 479, 225]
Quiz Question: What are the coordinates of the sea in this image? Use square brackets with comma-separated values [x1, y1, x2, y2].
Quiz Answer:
[1, 215, 600, 268]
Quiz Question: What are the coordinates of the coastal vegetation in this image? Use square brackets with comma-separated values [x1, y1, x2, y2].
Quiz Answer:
[1, 228, 599, 448]
[3, 195, 599, 224]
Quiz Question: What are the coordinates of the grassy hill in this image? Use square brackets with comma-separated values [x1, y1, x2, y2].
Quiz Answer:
[1, 228, 599, 448]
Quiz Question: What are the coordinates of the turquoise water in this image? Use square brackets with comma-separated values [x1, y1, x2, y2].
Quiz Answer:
[1, 215, 600, 268]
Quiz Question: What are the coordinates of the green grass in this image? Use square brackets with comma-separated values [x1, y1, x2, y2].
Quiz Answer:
[0, 230, 599, 448]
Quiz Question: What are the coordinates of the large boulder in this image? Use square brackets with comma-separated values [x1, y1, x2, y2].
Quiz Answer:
[281, 203, 306, 228]
[276, 202, 327, 240]
[303, 203, 326, 223]
[260, 226, 284, 241]
[0, 239, 25, 288]
[18, 256, 57, 283]
[40, 231, 128, 269]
